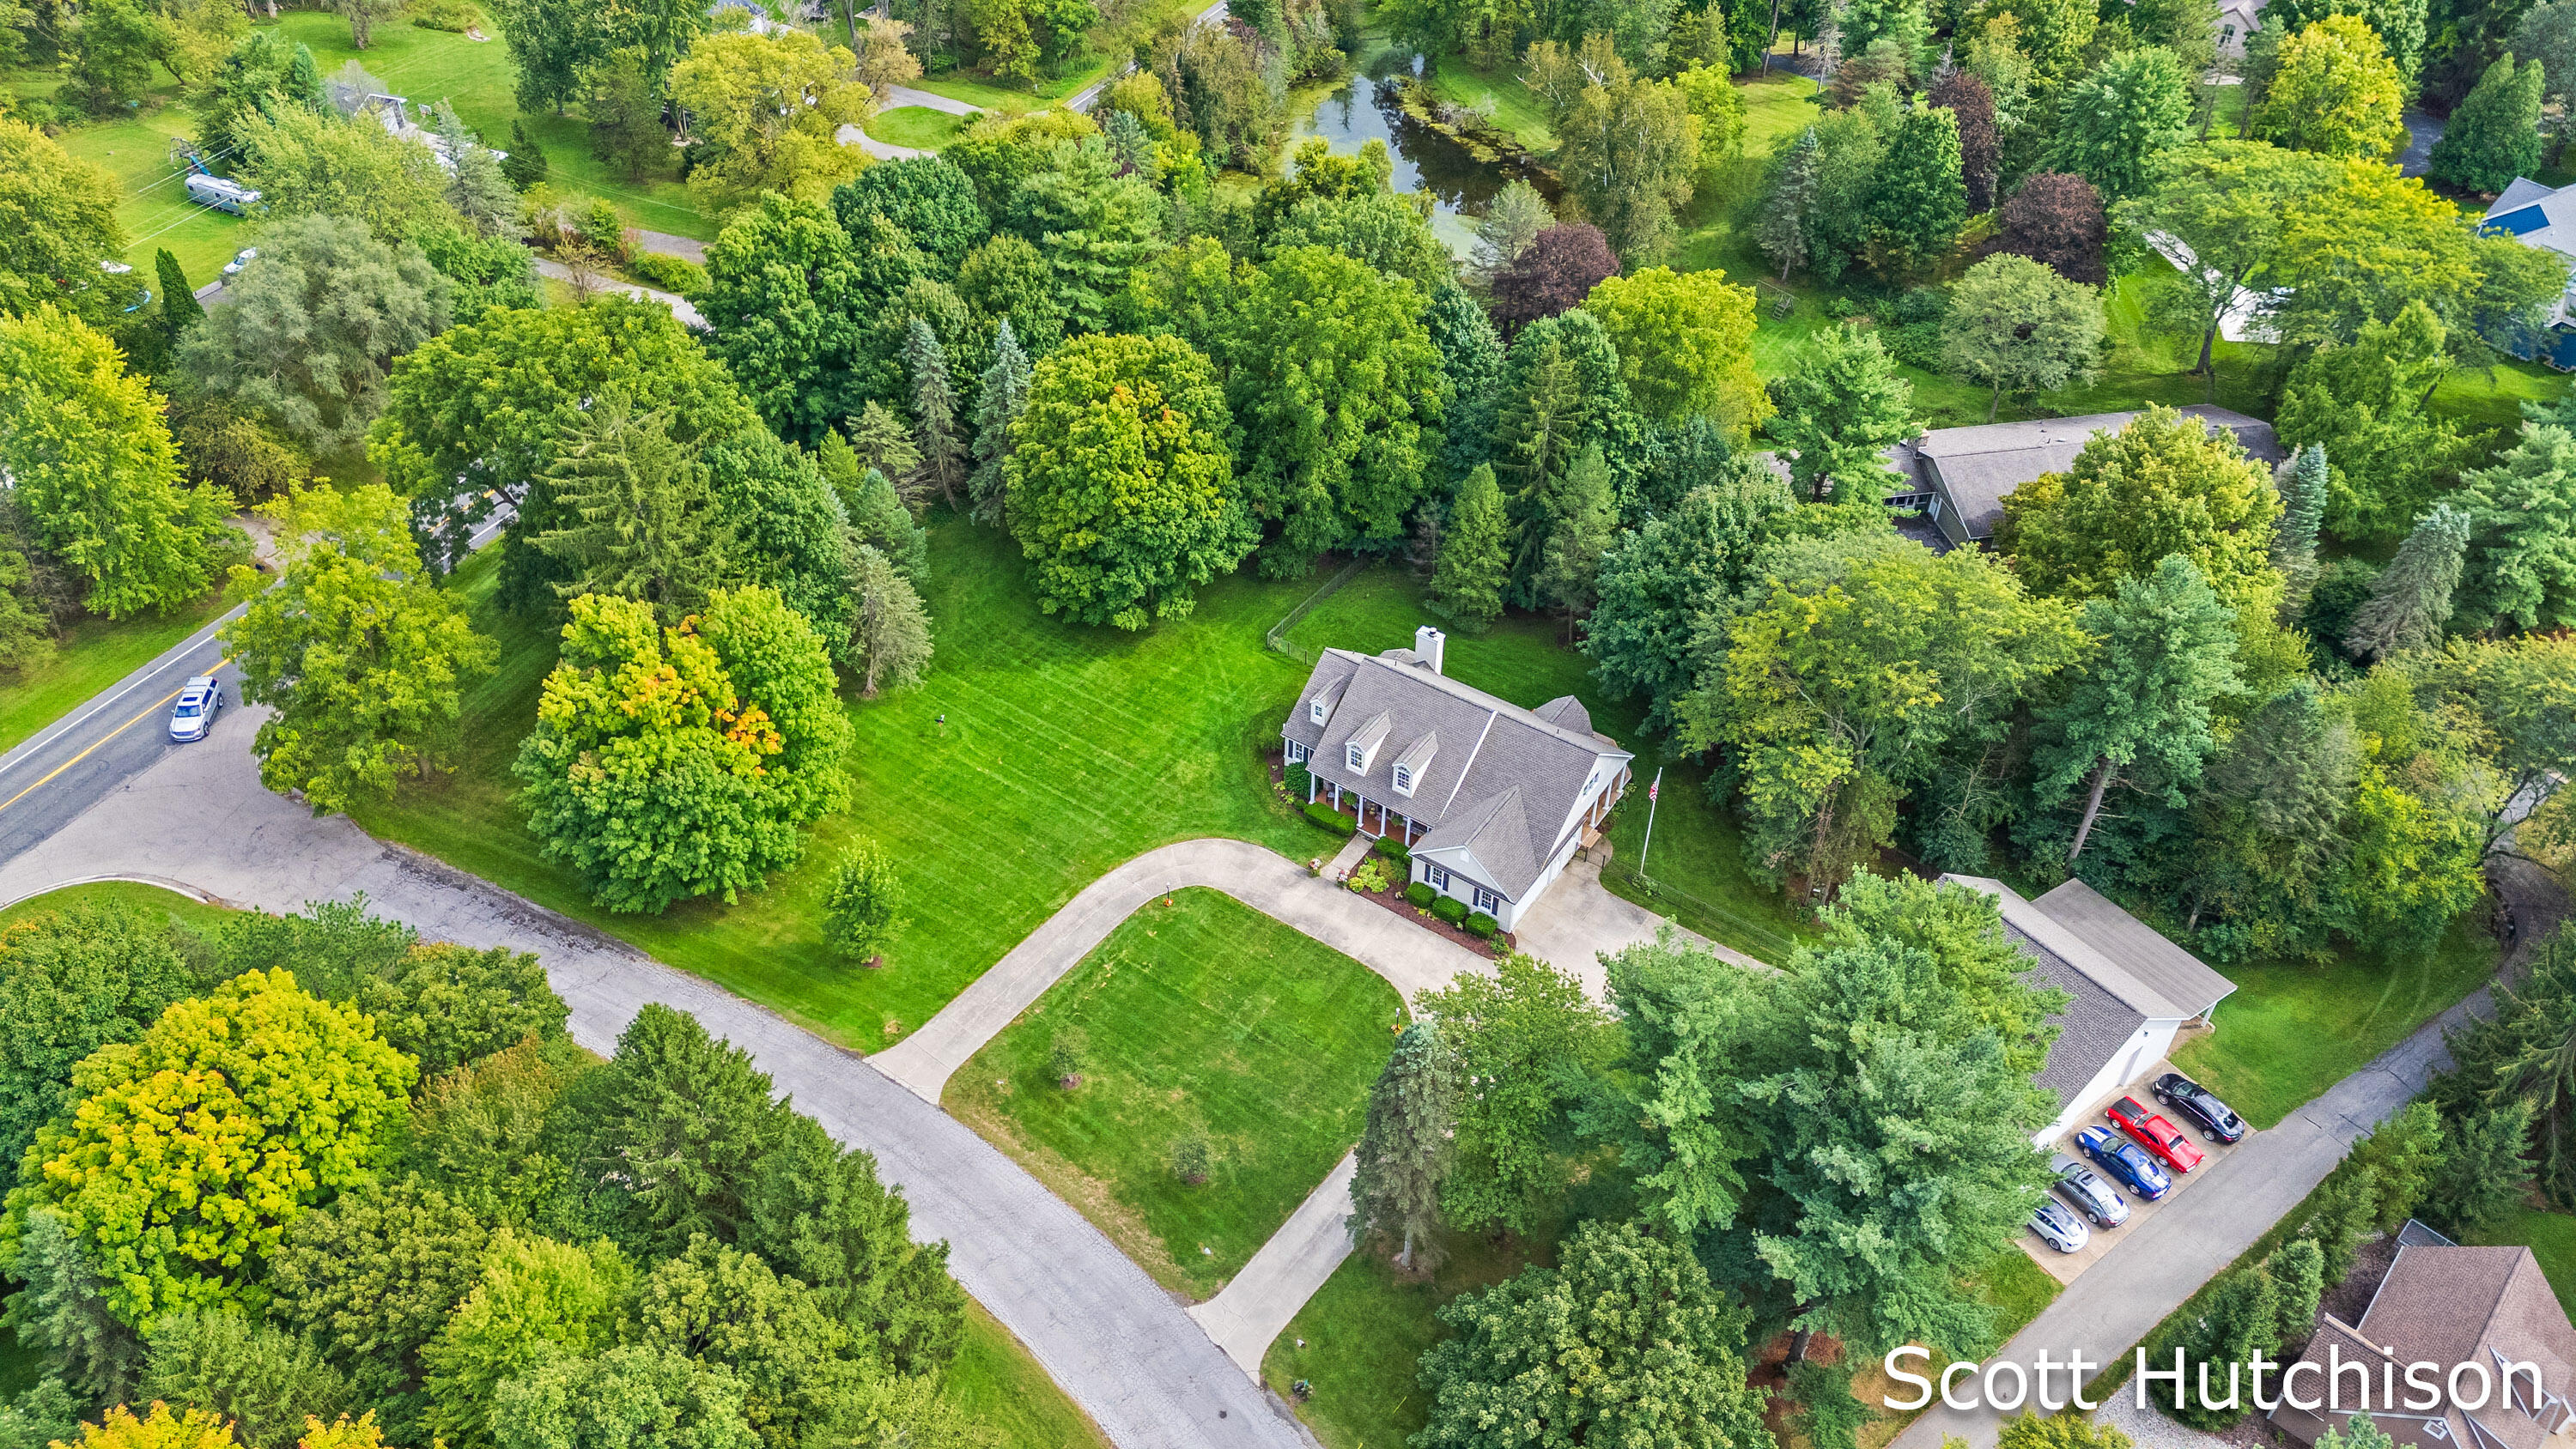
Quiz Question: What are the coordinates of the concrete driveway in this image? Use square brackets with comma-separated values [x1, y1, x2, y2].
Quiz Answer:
[1510, 852, 1770, 995]
[2021, 1058, 2252, 1287]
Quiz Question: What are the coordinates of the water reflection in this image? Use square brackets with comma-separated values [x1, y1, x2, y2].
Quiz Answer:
[1291, 52, 1552, 256]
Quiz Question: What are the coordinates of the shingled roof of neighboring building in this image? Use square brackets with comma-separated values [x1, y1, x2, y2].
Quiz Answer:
[1942, 875, 2239, 1107]
[1898, 406, 2285, 541]
[2272, 1244, 2576, 1449]
[1286, 648, 1631, 902]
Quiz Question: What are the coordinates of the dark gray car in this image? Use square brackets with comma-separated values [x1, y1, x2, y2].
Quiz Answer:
[2050, 1151, 2130, 1227]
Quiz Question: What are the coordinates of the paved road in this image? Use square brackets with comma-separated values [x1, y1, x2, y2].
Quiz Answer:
[532, 257, 707, 328]
[0, 711, 1313, 1449]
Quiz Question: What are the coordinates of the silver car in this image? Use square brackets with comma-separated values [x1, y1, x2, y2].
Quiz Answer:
[221, 246, 258, 279]
[2051, 1152, 2131, 1227]
[2029, 1196, 2090, 1254]
[168, 676, 222, 743]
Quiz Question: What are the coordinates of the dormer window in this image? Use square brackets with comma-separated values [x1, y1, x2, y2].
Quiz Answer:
[1310, 698, 1329, 725]
[1393, 764, 1415, 796]
[1346, 743, 1365, 770]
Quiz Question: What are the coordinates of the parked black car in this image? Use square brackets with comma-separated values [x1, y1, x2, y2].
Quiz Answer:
[2152, 1071, 2247, 1144]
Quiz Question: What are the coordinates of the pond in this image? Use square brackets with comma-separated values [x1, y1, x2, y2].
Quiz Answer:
[1289, 51, 1551, 256]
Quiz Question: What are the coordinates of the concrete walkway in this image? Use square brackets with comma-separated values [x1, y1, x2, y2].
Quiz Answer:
[872, 837, 1492, 1102]
[839, 122, 930, 161]
[1191, 1153, 1358, 1375]
[0, 724, 1309, 1449]
[883, 83, 986, 115]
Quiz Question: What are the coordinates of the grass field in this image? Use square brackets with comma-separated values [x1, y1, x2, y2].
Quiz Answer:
[946, 888, 1403, 1299]
[0, 878, 234, 935]
[2172, 912, 2500, 1128]
[349, 521, 1330, 1052]
[2473, 1207, 2576, 1316]
[1283, 567, 1814, 962]
[1419, 52, 1555, 154]
[0, 587, 236, 757]
[868, 106, 968, 149]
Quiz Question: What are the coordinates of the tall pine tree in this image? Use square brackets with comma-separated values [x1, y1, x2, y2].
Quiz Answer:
[2429, 53, 2546, 195]
[969, 318, 1031, 527]
[1349, 1020, 1455, 1271]
[907, 318, 963, 514]
[532, 395, 719, 621]
[155, 250, 202, 337]
[1537, 443, 1619, 630]
[1432, 464, 1509, 631]
[2346, 502, 2468, 660]
[850, 543, 933, 696]
[2275, 441, 2330, 613]
[1759, 126, 1819, 281]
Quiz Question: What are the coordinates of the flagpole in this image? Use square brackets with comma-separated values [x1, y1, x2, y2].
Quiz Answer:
[1638, 767, 1663, 878]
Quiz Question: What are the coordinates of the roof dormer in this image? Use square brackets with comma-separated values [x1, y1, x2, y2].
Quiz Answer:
[1309, 676, 1348, 729]
[1390, 731, 1438, 797]
[1345, 711, 1391, 774]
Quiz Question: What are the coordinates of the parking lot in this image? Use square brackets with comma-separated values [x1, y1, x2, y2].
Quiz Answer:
[2020, 1058, 2251, 1286]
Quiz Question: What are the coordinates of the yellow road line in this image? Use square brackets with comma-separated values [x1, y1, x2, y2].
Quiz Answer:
[0, 665, 227, 818]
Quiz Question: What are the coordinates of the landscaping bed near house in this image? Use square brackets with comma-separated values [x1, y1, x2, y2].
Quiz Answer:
[1336, 855, 1512, 958]
[945, 888, 1404, 1300]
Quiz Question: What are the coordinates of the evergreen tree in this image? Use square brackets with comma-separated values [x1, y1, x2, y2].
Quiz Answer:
[2268, 1237, 2327, 1344]
[2429, 52, 2547, 193]
[1431, 464, 1509, 631]
[906, 318, 963, 514]
[1469, 179, 1553, 280]
[1495, 335, 1589, 601]
[849, 542, 933, 697]
[823, 839, 908, 962]
[1868, 104, 1968, 276]
[1427, 284, 1508, 482]
[1764, 321, 1914, 501]
[848, 400, 921, 494]
[2458, 421, 2576, 633]
[434, 101, 523, 240]
[3, 1207, 139, 1404]
[2034, 555, 2243, 859]
[155, 249, 202, 337]
[2347, 503, 2469, 660]
[532, 394, 720, 621]
[969, 318, 1030, 527]
[1537, 443, 1619, 627]
[2421, 1101, 2537, 1236]
[1759, 126, 1819, 281]
[1349, 1020, 1455, 1272]
[2275, 442, 2330, 577]
[501, 118, 550, 191]
[2160, 1260, 2281, 1428]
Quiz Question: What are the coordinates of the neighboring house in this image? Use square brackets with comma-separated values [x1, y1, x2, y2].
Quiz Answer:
[2271, 1225, 2576, 1449]
[2216, 0, 2263, 56]
[1284, 628, 1634, 932]
[2481, 179, 2576, 370]
[1942, 876, 2239, 1146]
[1883, 406, 2285, 549]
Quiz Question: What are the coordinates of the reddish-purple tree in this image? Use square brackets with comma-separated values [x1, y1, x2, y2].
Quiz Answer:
[1927, 70, 1999, 213]
[1487, 222, 1619, 337]
[1987, 173, 2108, 285]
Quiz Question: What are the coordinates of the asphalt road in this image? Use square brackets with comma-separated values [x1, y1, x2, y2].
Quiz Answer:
[0, 605, 246, 873]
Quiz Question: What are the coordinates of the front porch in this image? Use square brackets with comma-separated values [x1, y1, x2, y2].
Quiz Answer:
[1307, 779, 1427, 846]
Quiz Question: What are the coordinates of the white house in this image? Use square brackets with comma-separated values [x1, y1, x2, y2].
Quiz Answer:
[1283, 628, 1633, 932]
[1943, 875, 2239, 1146]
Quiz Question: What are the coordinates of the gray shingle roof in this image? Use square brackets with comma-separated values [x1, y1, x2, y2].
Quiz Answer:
[1898, 405, 2285, 541]
[1285, 647, 1631, 901]
[2032, 879, 2239, 1020]
[2006, 921, 2149, 1107]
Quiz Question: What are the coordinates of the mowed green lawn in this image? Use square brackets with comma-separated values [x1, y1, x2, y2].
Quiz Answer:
[1284, 567, 1814, 962]
[0, 585, 237, 757]
[350, 520, 1328, 1051]
[947, 888, 1403, 1298]
[2473, 1207, 2576, 1318]
[868, 106, 968, 149]
[0, 878, 234, 934]
[2172, 912, 2499, 1128]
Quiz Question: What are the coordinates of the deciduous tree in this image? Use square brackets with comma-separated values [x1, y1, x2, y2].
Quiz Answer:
[513, 588, 853, 912]
[267, 1180, 494, 1412]
[1413, 953, 1616, 1235]
[493, 1344, 757, 1449]
[1762, 321, 1913, 500]
[1997, 404, 2285, 610]
[1990, 172, 2107, 284]
[1584, 468, 1797, 731]
[3, 970, 416, 1325]
[2275, 303, 2476, 540]
[2049, 46, 2195, 200]
[1488, 222, 1620, 336]
[0, 307, 234, 619]
[2430, 52, 2547, 191]
[1582, 267, 1768, 438]
[2254, 15, 2410, 158]
[669, 30, 871, 214]
[1004, 333, 1255, 630]
[1868, 103, 1969, 275]
[1940, 253, 2105, 421]
[2032, 555, 2244, 858]
[421, 1231, 637, 1449]
[225, 482, 497, 814]
[1929, 70, 2000, 210]
[823, 840, 908, 963]
[0, 120, 126, 325]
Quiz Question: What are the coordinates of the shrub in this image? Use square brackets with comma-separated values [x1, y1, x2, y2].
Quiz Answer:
[576, 198, 632, 262]
[1285, 761, 1312, 797]
[1372, 834, 1410, 864]
[1048, 1028, 1086, 1087]
[1432, 896, 1468, 925]
[1350, 858, 1394, 894]
[1788, 1361, 1868, 1449]
[1405, 881, 1436, 907]
[1466, 912, 1498, 938]
[1172, 1137, 1211, 1185]
[629, 252, 707, 294]
[1304, 800, 1357, 835]
[823, 841, 907, 963]
[410, 0, 479, 29]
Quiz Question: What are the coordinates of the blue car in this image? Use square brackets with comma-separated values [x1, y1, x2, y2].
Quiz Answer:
[2075, 1125, 2172, 1202]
